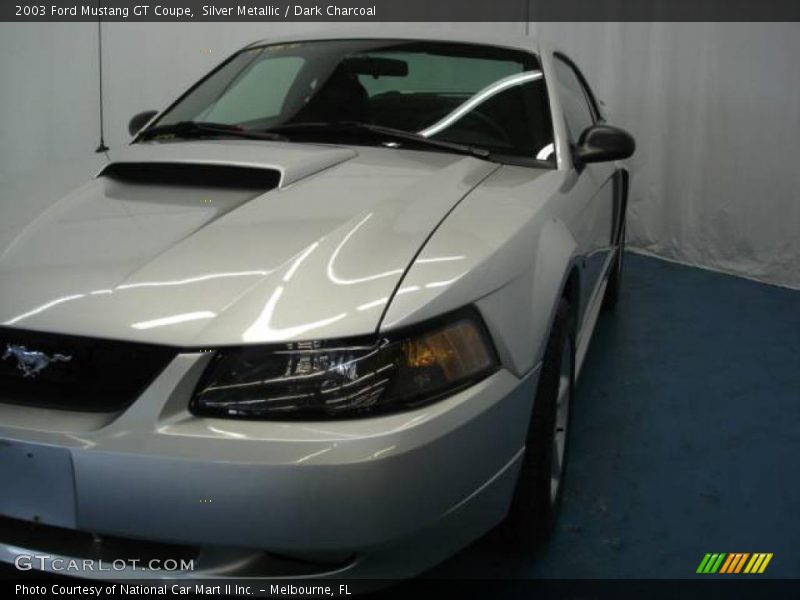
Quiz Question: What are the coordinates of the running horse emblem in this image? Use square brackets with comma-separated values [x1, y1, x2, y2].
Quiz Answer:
[2, 344, 72, 378]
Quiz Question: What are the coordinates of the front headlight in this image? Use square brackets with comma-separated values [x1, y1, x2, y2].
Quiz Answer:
[190, 309, 498, 420]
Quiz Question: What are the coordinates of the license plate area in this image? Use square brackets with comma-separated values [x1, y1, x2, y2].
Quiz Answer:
[0, 439, 76, 528]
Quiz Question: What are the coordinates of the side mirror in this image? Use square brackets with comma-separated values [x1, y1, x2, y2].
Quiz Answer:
[575, 124, 635, 165]
[128, 110, 159, 136]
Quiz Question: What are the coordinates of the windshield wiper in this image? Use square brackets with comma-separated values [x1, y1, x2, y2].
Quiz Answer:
[267, 121, 492, 160]
[137, 121, 288, 142]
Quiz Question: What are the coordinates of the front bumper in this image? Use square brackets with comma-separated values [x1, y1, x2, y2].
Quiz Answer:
[0, 352, 539, 579]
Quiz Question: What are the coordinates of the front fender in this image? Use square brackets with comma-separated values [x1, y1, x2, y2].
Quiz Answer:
[476, 217, 580, 376]
[379, 167, 579, 377]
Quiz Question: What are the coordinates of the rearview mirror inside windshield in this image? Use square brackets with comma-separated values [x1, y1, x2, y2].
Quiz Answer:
[342, 56, 409, 78]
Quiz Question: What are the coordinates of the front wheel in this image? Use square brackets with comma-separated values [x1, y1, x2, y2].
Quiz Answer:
[498, 299, 575, 549]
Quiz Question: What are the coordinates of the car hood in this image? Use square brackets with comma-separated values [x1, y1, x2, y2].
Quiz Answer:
[0, 140, 498, 346]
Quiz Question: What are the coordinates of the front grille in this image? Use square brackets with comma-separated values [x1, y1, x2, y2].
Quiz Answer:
[0, 328, 176, 412]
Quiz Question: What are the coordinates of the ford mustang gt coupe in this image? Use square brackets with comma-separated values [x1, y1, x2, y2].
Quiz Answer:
[0, 33, 633, 579]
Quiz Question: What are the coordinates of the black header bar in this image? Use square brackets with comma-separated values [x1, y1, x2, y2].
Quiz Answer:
[4, 0, 800, 22]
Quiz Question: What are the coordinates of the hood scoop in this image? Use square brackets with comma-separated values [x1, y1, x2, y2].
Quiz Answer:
[101, 140, 358, 188]
[98, 162, 281, 191]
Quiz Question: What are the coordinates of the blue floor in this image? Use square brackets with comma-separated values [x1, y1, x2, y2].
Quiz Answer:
[426, 253, 800, 579]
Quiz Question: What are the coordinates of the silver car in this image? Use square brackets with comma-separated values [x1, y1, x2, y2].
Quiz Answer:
[0, 33, 634, 579]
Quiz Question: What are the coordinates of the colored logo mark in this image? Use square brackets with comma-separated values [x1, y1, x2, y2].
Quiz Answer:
[696, 552, 773, 574]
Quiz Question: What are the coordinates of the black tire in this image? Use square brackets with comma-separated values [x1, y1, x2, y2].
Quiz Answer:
[499, 299, 575, 549]
[602, 222, 625, 310]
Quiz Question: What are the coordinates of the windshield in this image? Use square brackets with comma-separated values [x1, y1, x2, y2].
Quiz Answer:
[150, 39, 556, 163]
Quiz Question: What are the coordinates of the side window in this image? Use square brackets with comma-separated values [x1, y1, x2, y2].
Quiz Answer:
[553, 56, 596, 142]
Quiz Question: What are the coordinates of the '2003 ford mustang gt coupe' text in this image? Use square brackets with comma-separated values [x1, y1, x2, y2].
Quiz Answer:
[0, 33, 634, 579]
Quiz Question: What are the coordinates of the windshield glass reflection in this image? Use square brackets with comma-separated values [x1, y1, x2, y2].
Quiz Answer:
[152, 40, 555, 162]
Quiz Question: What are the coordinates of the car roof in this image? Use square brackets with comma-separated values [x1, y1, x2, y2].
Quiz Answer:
[245, 30, 543, 56]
